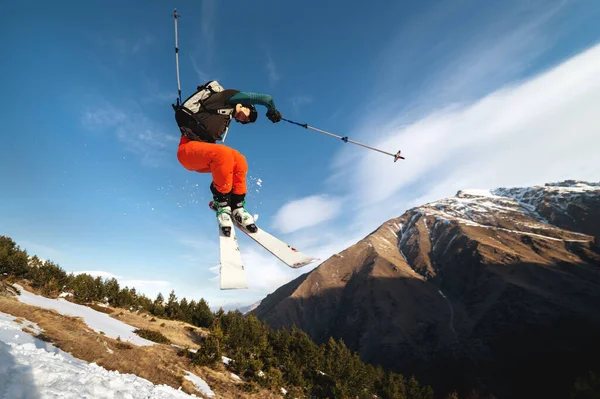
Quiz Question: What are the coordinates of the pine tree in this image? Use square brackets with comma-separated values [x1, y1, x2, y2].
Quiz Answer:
[407, 375, 434, 399]
[94, 276, 105, 302]
[378, 370, 407, 399]
[165, 290, 180, 319]
[0, 236, 29, 277]
[152, 292, 165, 317]
[104, 278, 120, 306]
[116, 287, 134, 308]
[136, 294, 153, 312]
[71, 274, 97, 303]
[192, 333, 222, 367]
[179, 297, 190, 323]
[192, 298, 214, 328]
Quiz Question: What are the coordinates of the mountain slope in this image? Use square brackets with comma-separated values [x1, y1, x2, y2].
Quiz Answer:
[253, 181, 600, 398]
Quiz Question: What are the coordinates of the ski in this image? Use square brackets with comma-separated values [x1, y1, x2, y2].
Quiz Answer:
[217, 218, 247, 290]
[210, 202, 319, 269]
[234, 223, 319, 268]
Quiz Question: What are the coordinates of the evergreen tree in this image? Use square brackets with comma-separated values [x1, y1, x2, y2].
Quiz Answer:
[71, 274, 98, 303]
[104, 278, 120, 306]
[116, 286, 134, 308]
[407, 375, 434, 399]
[136, 294, 153, 312]
[571, 371, 600, 399]
[94, 276, 105, 302]
[378, 370, 407, 399]
[165, 290, 180, 319]
[0, 235, 29, 277]
[152, 292, 165, 317]
[192, 333, 222, 367]
[191, 298, 214, 328]
[129, 287, 138, 308]
[179, 297, 190, 323]
[27, 255, 44, 270]
[27, 258, 69, 296]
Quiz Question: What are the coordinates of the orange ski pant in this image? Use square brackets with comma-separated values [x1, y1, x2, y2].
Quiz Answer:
[177, 136, 247, 195]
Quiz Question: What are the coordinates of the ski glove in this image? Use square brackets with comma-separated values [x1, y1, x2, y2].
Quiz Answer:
[266, 109, 282, 123]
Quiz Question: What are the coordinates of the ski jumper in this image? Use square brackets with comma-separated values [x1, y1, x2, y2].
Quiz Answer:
[176, 91, 278, 196]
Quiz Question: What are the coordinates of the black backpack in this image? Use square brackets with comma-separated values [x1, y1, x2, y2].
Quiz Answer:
[172, 80, 234, 141]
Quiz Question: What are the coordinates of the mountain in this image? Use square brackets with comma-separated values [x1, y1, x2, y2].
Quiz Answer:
[253, 181, 600, 399]
[213, 300, 262, 314]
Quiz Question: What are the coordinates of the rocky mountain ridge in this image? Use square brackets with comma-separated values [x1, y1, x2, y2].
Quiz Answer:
[253, 180, 600, 398]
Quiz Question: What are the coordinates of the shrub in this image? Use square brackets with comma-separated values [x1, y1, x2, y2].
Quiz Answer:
[88, 304, 113, 314]
[134, 328, 170, 344]
[115, 342, 133, 350]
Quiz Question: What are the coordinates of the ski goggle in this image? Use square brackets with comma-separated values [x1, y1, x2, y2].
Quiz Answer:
[236, 105, 258, 124]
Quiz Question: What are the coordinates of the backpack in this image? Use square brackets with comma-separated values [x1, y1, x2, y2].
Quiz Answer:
[172, 80, 235, 141]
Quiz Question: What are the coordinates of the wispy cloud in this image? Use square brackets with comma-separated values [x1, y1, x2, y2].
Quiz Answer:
[140, 76, 180, 106]
[91, 30, 155, 59]
[266, 53, 280, 86]
[201, 0, 217, 46]
[82, 102, 177, 167]
[272, 195, 344, 233]
[18, 241, 62, 261]
[338, 41, 600, 234]
[254, 1, 600, 301]
[189, 54, 210, 84]
[289, 95, 313, 114]
[367, 0, 571, 117]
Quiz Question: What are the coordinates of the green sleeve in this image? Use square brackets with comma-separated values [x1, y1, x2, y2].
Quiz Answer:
[227, 92, 277, 112]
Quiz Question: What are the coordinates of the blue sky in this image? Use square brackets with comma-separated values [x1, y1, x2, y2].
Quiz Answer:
[1, 0, 599, 309]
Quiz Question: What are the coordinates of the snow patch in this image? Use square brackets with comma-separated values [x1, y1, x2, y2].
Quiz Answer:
[184, 371, 215, 397]
[13, 285, 154, 346]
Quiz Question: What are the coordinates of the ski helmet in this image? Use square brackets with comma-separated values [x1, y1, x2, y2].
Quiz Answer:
[237, 104, 258, 124]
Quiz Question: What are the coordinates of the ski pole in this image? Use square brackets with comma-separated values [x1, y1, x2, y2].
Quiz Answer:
[173, 9, 182, 105]
[281, 118, 405, 162]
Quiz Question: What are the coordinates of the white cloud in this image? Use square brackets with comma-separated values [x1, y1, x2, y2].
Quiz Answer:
[272, 195, 344, 233]
[334, 42, 600, 234]
[82, 103, 177, 167]
[73, 270, 120, 279]
[242, 247, 300, 291]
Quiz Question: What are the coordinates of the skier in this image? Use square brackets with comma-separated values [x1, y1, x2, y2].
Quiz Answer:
[175, 83, 282, 236]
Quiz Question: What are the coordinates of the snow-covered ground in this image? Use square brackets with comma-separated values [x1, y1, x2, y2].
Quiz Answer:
[0, 311, 214, 398]
[184, 372, 215, 397]
[14, 284, 154, 346]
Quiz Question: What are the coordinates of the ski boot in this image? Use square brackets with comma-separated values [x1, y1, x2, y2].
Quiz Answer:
[214, 200, 233, 237]
[231, 193, 258, 233]
[210, 185, 234, 237]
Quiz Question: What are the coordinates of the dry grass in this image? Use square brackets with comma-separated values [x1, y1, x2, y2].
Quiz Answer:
[112, 309, 207, 350]
[0, 293, 285, 398]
